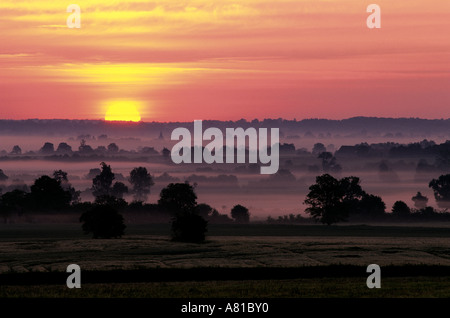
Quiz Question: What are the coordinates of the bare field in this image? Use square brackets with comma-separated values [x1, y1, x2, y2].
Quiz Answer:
[1, 224, 450, 273]
[1, 223, 450, 298]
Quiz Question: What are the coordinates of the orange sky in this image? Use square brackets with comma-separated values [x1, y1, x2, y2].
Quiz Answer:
[0, 0, 449, 122]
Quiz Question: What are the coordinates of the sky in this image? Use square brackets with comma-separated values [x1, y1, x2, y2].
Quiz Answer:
[0, 0, 449, 122]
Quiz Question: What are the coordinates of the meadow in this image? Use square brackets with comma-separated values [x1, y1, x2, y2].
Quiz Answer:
[1, 223, 450, 297]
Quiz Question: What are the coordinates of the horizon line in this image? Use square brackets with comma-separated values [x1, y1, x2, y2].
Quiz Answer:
[1, 116, 450, 124]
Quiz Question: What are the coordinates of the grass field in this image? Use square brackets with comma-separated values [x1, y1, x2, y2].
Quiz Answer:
[0, 223, 449, 297]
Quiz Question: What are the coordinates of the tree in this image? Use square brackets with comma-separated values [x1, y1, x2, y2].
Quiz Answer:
[171, 212, 208, 243]
[78, 139, 94, 154]
[312, 143, 326, 156]
[95, 146, 107, 154]
[318, 152, 342, 173]
[112, 182, 128, 199]
[129, 167, 154, 202]
[11, 145, 22, 155]
[80, 204, 126, 239]
[53, 170, 68, 183]
[1, 189, 28, 211]
[357, 194, 386, 218]
[0, 189, 28, 221]
[231, 204, 250, 223]
[196, 203, 215, 219]
[161, 147, 171, 159]
[86, 168, 101, 180]
[53, 169, 81, 204]
[40, 142, 54, 154]
[429, 175, 450, 208]
[419, 206, 436, 217]
[107, 143, 119, 153]
[29, 175, 71, 210]
[56, 142, 72, 154]
[158, 183, 198, 216]
[158, 182, 207, 242]
[0, 169, 8, 181]
[392, 201, 411, 217]
[412, 192, 428, 209]
[304, 174, 365, 225]
[92, 162, 115, 198]
[91, 162, 128, 200]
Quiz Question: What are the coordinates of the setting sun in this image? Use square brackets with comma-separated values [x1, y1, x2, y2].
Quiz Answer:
[104, 101, 142, 122]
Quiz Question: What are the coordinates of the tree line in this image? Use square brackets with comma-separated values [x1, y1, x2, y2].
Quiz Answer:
[2, 161, 450, 242]
[301, 173, 450, 225]
[0, 162, 250, 243]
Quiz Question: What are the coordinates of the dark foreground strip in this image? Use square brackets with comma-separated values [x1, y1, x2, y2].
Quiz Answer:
[1, 264, 450, 285]
[0, 298, 447, 316]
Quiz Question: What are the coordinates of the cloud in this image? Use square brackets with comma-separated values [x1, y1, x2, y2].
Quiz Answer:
[1, 0, 449, 121]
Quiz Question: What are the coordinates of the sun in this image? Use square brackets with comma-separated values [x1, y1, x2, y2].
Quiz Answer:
[105, 101, 142, 122]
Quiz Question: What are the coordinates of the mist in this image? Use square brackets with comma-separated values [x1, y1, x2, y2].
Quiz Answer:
[1, 118, 449, 221]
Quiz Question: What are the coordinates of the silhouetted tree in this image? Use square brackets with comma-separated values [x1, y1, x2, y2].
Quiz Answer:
[112, 182, 128, 199]
[429, 174, 450, 208]
[158, 182, 207, 242]
[412, 192, 429, 209]
[92, 162, 115, 198]
[196, 203, 214, 219]
[40, 142, 54, 154]
[91, 162, 129, 201]
[312, 143, 326, 156]
[95, 146, 107, 154]
[107, 143, 119, 153]
[392, 201, 411, 217]
[357, 194, 386, 218]
[209, 209, 233, 224]
[0, 189, 28, 221]
[80, 204, 126, 238]
[29, 175, 71, 210]
[171, 212, 208, 243]
[231, 204, 250, 223]
[86, 168, 101, 180]
[355, 142, 371, 157]
[56, 142, 72, 154]
[1, 189, 28, 211]
[419, 206, 436, 217]
[11, 145, 21, 155]
[0, 169, 8, 181]
[304, 174, 365, 225]
[129, 167, 154, 202]
[318, 151, 332, 168]
[318, 152, 342, 173]
[435, 145, 450, 170]
[158, 183, 198, 216]
[53, 170, 68, 183]
[161, 147, 171, 159]
[53, 169, 81, 204]
[78, 139, 94, 154]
